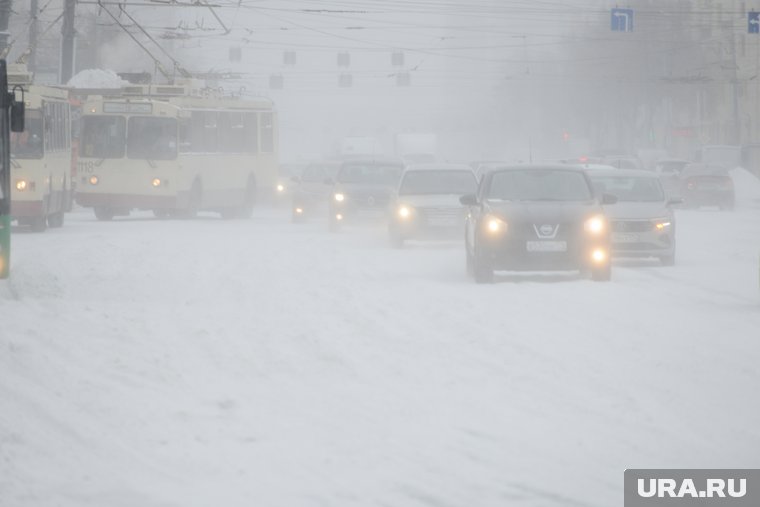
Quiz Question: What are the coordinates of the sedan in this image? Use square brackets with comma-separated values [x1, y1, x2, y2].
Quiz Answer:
[388, 164, 477, 247]
[327, 158, 404, 231]
[290, 161, 341, 222]
[461, 165, 615, 283]
[588, 169, 679, 265]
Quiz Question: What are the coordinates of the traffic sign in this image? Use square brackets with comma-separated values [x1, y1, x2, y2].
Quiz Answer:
[611, 8, 634, 32]
[750, 11, 760, 34]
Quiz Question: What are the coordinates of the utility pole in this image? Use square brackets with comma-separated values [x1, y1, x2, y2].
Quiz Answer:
[29, 0, 39, 72]
[61, 0, 76, 83]
[0, 0, 12, 56]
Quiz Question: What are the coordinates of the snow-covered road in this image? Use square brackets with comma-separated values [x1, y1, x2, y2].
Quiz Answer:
[2, 204, 759, 507]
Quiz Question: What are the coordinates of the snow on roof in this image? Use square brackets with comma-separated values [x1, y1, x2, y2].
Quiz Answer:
[67, 69, 128, 89]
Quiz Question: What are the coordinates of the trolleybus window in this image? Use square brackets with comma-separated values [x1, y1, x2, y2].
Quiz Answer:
[244, 113, 258, 153]
[261, 112, 274, 153]
[11, 110, 43, 159]
[127, 117, 177, 160]
[82, 116, 126, 158]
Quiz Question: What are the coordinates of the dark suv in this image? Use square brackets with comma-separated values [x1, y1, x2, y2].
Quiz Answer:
[461, 165, 615, 283]
[327, 158, 404, 231]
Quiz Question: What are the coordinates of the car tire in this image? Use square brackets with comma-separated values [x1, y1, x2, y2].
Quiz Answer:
[590, 263, 611, 282]
[659, 253, 675, 266]
[389, 227, 404, 249]
[328, 216, 341, 233]
[472, 248, 494, 284]
[153, 209, 170, 219]
[465, 246, 474, 276]
[31, 214, 48, 232]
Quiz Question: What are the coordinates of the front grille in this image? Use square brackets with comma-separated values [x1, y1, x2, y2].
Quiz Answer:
[417, 207, 462, 220]
[611, 220, 653, 232]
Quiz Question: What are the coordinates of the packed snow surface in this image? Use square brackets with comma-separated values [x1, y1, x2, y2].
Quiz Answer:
[1, 202, 759, 506]
[66, 69, 128, 89]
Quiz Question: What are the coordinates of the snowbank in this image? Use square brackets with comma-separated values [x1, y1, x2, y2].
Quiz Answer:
[67, 69, 128, 89]
[731, 167, 760, 207]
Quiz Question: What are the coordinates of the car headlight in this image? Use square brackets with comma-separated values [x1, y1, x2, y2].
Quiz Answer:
[397, 205, 413, 219]
[89, 176, 99, 185]
[152, 178, 162, 187]
[653, 218, 671, 231]
[591, 248, 608, 263]
[334, 193, 345, 202]
[483, 215, 507, 234]
[276, 183, 285, 193]
[15, 180, 28, 191]
[584, 215, 606, 235]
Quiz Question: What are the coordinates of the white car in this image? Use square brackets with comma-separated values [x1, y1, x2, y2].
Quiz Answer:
[388, 164, 478, 247]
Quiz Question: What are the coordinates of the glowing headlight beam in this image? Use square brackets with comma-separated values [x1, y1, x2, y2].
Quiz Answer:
[334, 193, 345, 202]
[585, 216, 605, 234]
[89, 176, 99, 185]
[15, 180, 27, 191]
[152, 178, 162, 187]
[398, 206, 412, 219]
[276, 184, 285, 193]
[591, 248, 607, 263]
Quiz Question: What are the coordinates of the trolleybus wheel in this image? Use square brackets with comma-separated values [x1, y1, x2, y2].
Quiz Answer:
[30, 214, 47, 232]
[94, 207, 114, 221]
[47, 211, 64, 228]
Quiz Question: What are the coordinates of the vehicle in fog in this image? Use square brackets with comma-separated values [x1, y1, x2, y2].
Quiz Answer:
[655, 158, 689, 197]
[460, 165, 615, 283]
[9, 64, 72, 231]
[394, 132, 437, 165]
[1, 59, 26, 279]
[601, 155, 644, 170]
[470, 160, 507, 181]
[327, 157, 404, 231]
[290, 160, 341, 222]
[76, 82, 278, 220]
[275, 162, 308, 204]
[678, 163, 735, 210]
[698, 145, 741, 170]
[387, 163, 477, 247]
[588, 169, 678, 265]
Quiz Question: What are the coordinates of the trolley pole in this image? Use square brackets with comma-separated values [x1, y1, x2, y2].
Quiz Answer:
[61, 0, 76, 84]
[29, 0, 39, 72]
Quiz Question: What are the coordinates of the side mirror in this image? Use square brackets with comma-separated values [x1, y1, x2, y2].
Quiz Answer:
[601, 193, 618, 205]
[323, 177, 334, 185]
[666, 197, 684, 206]
[459, 193, 478, 206]
[10, 99, 24, 133]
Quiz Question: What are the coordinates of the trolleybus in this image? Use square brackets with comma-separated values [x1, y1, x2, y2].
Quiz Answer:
[76, 81, 278, 220]
[1, 60, 27, 278]
[9, 64, 72, 231]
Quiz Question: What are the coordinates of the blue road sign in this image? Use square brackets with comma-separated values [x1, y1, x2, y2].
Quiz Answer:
[750, 12, 760, 34]
[611, 8, 634, 32]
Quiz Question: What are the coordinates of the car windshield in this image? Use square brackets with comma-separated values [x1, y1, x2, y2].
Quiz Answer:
[337, 164, 403, 185]
[302, 163, 340, 182]
[81, 115, 126, 159]
[10, 110, 43, 159]
[590, 176, 664, 202]
[399, 170, 477, 195]
[658, 161, 687, 174]
[487, 169, 593, 201]
[127, 117, 178, 160]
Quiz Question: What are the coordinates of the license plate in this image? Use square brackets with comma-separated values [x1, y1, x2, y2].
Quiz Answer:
[428, 217, 458, 227]
[612, 232, 640, 243]
[526, 240, 567, 252]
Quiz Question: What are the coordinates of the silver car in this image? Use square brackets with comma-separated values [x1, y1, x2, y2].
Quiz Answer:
[388, 164, 477, 248]
[588, 169, 680, 265]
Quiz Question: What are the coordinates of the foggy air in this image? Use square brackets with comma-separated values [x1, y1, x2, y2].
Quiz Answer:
[1, 1, 759, 506]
